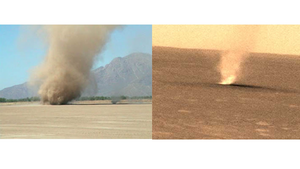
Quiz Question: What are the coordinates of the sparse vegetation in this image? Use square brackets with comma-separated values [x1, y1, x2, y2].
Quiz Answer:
[0, 96, 152, 103]
[76, 96, 111, 101]
[0, 97, 40, 103]
[76, 95, 152, 101]
[130, 96, 152, 99]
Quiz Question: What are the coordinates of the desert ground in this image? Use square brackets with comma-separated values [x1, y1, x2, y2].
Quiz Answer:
[153, 46, 300, 139]
[0, 100, 152, 139]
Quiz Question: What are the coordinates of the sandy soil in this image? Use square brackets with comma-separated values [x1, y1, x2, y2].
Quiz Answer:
[153, 46, 300, 139]
[0, 100, 152, 139]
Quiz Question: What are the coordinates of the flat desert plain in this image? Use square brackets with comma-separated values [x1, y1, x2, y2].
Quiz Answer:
[153, 46, 300, 139]
[0, 100, 152, 139]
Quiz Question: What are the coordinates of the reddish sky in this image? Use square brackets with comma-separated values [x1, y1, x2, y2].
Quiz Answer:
[153, 25, 300, 56]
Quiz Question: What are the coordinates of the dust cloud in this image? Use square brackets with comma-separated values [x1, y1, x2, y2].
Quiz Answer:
[30, 25, 120, 105]
[218, 25, 260, 85]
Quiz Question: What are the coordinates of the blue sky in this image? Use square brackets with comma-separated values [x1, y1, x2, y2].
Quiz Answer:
[0, 25, 152, 90]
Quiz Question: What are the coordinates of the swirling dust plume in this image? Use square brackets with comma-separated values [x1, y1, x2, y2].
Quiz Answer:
[29, 25, 120, 105]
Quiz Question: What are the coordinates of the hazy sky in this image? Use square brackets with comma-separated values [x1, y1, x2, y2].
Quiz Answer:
[0, 25, 152, 90]
[153, 25, 300, 55]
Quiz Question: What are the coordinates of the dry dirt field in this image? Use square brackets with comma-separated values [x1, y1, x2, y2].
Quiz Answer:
[153, 46, 300, 139]
[0, 100, 152, 139]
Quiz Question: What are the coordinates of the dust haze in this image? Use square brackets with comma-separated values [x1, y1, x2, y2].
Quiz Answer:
[29, 26, 120, 105]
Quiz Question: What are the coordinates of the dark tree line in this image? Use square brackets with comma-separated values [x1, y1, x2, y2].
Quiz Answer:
[76, 95, 152, 101]
[0, 97, 40, 103]
[0, 96, 152, 103]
